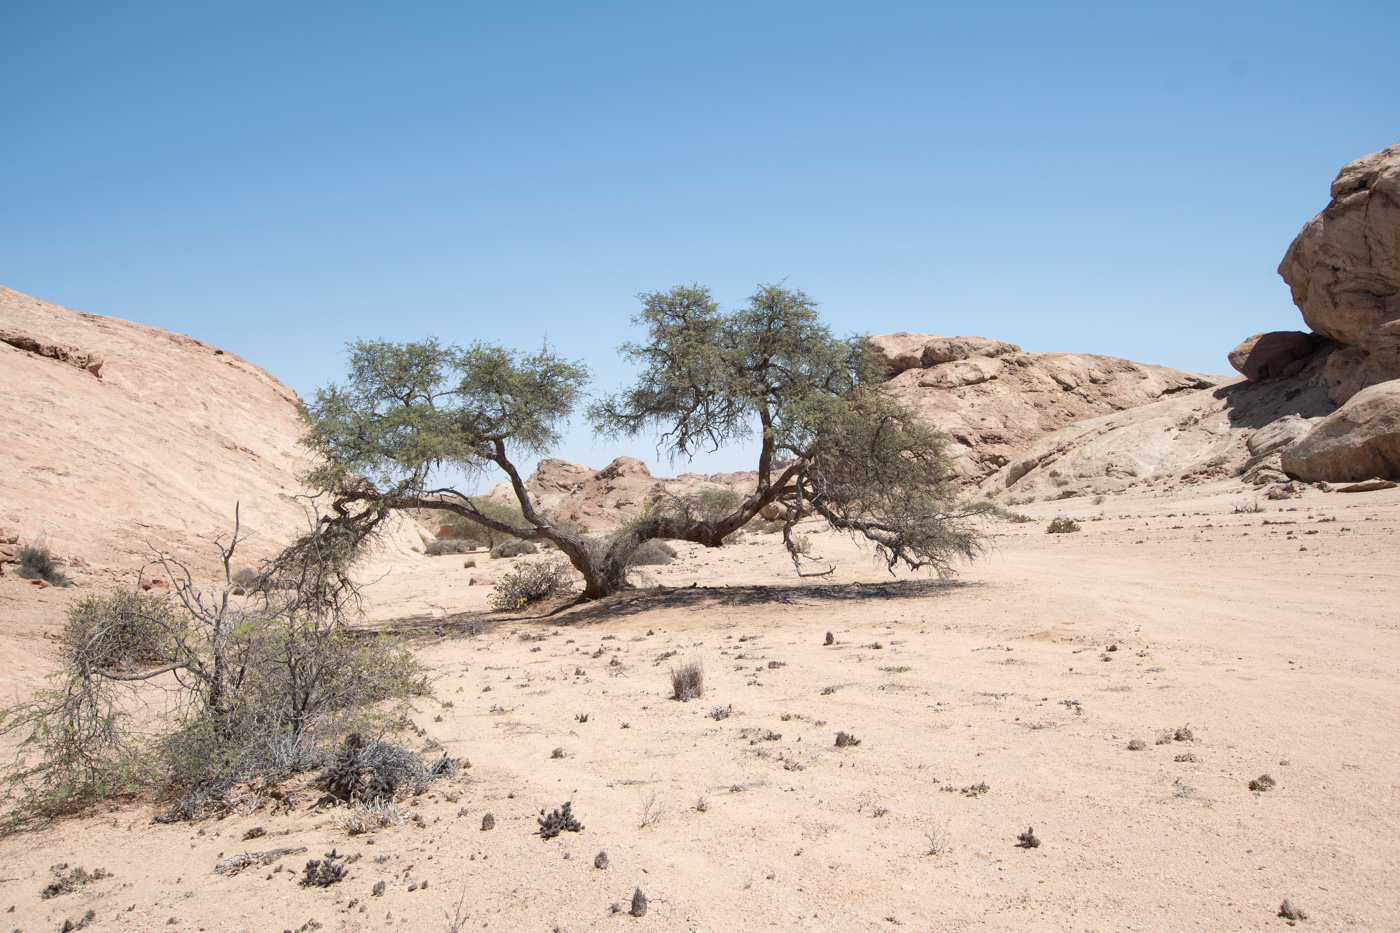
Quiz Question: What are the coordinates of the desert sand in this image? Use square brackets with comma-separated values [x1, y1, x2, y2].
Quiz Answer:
[2, 477, 1397, 932]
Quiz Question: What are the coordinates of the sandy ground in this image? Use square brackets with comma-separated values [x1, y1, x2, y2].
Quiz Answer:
[1, 479, 1398, 932]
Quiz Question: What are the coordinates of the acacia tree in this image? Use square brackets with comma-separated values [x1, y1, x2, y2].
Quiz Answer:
[299, 284, 982, 600]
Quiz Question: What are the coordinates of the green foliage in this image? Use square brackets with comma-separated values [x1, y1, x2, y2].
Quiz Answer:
[490, 539, 538, 558]
[440, 499, 530, 548]
[1046, 518, 1081, 534]
[297, 283, 981, 598]
[692, 488, 742, 521]
[628, 539, 677, 566]
[425, 538, 475, 556]
[591, 283, 982, 578]
[62, 590, 176, 673]
[303, 339, 588, 505]
[490, 557, 573, 611]
[17, 545, 69, 586]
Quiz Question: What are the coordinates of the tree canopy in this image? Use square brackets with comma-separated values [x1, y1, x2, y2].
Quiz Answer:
[297, 284, 982, 600]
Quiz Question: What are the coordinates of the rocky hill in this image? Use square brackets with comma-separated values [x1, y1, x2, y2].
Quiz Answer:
[485, 456, 767, 532]
[867, 333, 1222, 485]
[968, 138, 1400, 501]
[0, 286, 423, 583]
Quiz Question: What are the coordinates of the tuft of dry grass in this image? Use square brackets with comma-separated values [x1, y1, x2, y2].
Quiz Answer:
[669, 659, 704, 701]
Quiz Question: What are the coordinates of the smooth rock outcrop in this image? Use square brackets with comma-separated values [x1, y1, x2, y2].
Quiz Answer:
[0, 286, 425, 580]
[872, 333, 1220, 485]
[487, 457, 764, 532]
[1280, 381, 1400, 482]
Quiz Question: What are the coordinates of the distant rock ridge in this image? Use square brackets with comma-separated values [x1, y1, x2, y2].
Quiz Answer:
[868, 332, 1221, 486]
[487, 456, 767, 532]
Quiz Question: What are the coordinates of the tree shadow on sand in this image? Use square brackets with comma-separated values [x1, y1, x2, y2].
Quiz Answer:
[381, 578, 979, 639]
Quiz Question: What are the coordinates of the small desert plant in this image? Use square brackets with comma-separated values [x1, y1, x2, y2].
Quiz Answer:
[628, 539, 677, 566]
[480, 812, 495, 830]
[708, 705, 732, 720]
[1233, 499, 1265, 514]
[669, 659, 704, 701]
[490, 539, 539, 559]
[40, 866, 110, 898]
[1016, 826, 1041, 848]
[1127, 738, 1146, 751]
[1007, 512, 1035, 523]
[594, 850, 609, 869]
[637, 789, 667, 828]
[924, 828, 949, 856]
[824, 631, 834, 646]
[299, 850, 348, 887]
[1046, 518, 1081, 534]
[331, 799, 406, 835]
[630, 887, 649, 917]
[1278, 900, 1307, 921]
[834, 731, 861, 747]
[17, 544, 69, 585]
[489, 556, 572, 610]
[1249, 773, 1276, 792]
[537, 800, 583, 839]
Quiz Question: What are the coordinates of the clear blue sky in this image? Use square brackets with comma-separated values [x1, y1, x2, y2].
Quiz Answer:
[4, 2, 1397, 479]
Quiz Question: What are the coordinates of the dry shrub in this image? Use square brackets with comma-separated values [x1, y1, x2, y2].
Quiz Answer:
[489, 556, 573, 610]
[669, 659, 704, 701]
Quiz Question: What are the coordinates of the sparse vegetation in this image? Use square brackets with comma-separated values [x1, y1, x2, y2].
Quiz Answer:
[0, 513, 429, 821]
[1249, 773, 1276, 792]
[537, 800, 583, 839]
[299, 849, 348, 887]
[489, 556, 573, 610]
[425, 538, 475, 556]
[834, 731, 861, 747]
[1278, 899, 1308, 921]
[490, 539, 539, 559]
[1046, 518, 1081, 534]
[1016, 826, 1041, 848]
[17, 544, 69, 586]
[41, 866, 110, 899]
[627, 538, 677, 565]
[1127, 738, 1147, 751]
[630, 887, 648, 917]
[669, 659, 704, 701]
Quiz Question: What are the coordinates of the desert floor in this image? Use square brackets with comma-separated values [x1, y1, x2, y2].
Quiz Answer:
[1, 479, 1398, 932]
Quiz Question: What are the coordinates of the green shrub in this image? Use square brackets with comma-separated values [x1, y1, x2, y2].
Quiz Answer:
[490, 539, 538, 558]
[17, 545, 69, 586]
[1046, 518, 1081, 534]
[692, 488, 742, 521]
[628, 539, 677, 566]
[490, 556, 573, 610]
[425, 538, 475, 556]
[62, 590, 176, 672]
[442, 499, 531, 548]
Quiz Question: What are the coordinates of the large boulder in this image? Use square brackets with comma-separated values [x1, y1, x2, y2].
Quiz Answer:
[1279, 141, 1400, 347]
[1280, 381, 1400, 482]
[1228, 331, 1316, 381]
